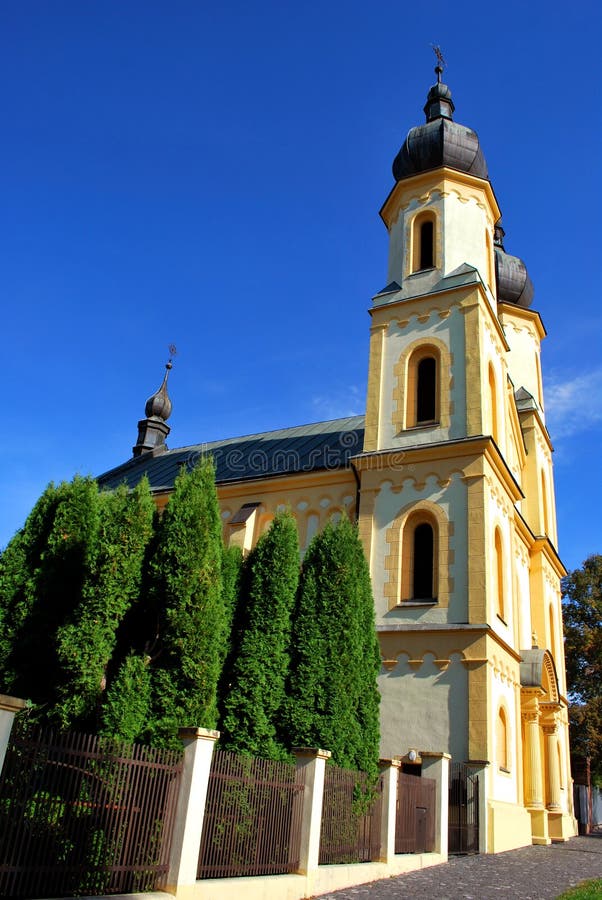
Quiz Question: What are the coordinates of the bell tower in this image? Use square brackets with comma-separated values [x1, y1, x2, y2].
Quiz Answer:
[364, 64, 503, 456]
[355, 62, 576, 851]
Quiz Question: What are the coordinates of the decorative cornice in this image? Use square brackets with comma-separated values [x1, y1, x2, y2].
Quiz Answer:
[380, 166, 501, 230]
[498, 302, 546, 341]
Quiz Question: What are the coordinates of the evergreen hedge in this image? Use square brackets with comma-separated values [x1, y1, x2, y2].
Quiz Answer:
[0, 481, 68, 686]
[53, 479, 155, 730]
[4, 476, 101, 710]
[146, 457, 226, 747]
[286, 516, 381, 777]
[221, 512, 299, 761]
[1, 465, 382, 774]
[101, 652, 153, 743]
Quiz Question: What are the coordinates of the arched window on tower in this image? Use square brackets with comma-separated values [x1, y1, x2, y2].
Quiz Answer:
[485, 228, 494, 293]
[412, 212, 436, 272]
[496, 706, 510, 772]
[413, 522, 434, 599]
[407, 346, 440, 427]
[417, 357, 437, 423]
[400, 513, 438, 602]
[494, 527, 505, 621]
[488, 363, 499, 444]
[535, 351, 544, 408]
[541, 470, 550, 536]
[549, 604, 556, 658]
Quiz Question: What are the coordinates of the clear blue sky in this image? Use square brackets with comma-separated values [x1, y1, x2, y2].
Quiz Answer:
[1, 1, 600, 573]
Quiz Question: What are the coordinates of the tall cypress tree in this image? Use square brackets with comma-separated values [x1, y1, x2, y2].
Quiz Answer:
[6, 476, 101, 710]
[0, 481, 68, 688]
[286, 517, 381, 777]
[221, 512, 299, 761]
[53, 479, 155, 730]
[146, 457, 226, 748]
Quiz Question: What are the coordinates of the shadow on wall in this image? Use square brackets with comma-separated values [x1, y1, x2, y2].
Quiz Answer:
[378, 651, 467, 761]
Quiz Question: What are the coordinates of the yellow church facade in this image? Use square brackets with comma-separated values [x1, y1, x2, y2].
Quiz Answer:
[99, 68, 577, 852]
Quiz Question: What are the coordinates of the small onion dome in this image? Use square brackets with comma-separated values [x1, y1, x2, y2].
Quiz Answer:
[392, 68, 488, 182]
[145, 361, 173, 420]
[494, 223, 534, 308]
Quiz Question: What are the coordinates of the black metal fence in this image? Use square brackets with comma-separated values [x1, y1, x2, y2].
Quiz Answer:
[197, 749, 305, 878]
[0, 722, 182, 898]
[395, 771, 436, 854]
[319, 765, 383, 865]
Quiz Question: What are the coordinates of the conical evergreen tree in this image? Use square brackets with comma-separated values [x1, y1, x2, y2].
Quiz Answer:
[147, 457, 226, 748]
[53, 479, 155, 730]
[6, 476, 101, 710]
[286, 517, 381, 777]
[221, 512, 299, 760]
[0, 481, 68, 687]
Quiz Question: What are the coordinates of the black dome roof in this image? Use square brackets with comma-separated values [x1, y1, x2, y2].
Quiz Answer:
[494, 224, 534, 308]
[392, 71, 488, 182]
[144, 362, 173, 420]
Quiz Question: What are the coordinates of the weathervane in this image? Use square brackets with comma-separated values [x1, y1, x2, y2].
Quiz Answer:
[431, 44, 446, 82]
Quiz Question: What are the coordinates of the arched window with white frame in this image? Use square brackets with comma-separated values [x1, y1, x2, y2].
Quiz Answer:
[494, 527, 505, 621]
[488, 362, 499, 444]
[407, 345, 440, 428]
[400, 511, 438, 602]
[411, 211, 437, 273]
[496, 705, 510, 772]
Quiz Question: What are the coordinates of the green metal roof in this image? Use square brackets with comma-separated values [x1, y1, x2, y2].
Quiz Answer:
[97, 415, 365, 492]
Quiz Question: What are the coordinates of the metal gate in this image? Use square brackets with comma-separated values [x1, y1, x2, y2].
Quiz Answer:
[448, 763, 479, 854]
[395, 772, 436, 854]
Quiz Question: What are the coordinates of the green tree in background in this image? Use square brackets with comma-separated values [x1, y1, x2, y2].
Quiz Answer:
[563, 554, 602, 783]
[286, 516, 381, 777]
[221, 512, 299, 761]
[146, 458, 226, 748]
[53, 479, 155, 730]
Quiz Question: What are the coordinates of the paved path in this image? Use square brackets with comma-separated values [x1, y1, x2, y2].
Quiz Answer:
[316, 834, 602, 900]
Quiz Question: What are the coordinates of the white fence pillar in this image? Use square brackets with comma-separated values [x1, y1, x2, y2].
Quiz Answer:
[166, 726, 219, 893]
[0, 695, 28, 776]
[420, 750, 451, 857]
[293, 747, 331, 874]
[378, 757, 401, 863]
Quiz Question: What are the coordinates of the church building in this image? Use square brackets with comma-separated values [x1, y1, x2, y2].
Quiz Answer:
[99, 67, 577, 852]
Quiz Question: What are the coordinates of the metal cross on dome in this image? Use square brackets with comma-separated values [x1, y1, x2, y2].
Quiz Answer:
[431, 44, 446, 81]
[166, 344, 177, 370]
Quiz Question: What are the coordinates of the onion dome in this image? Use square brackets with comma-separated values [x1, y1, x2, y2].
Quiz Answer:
[392, 65, 488, 182]
[133, 357, 174, 458]
[144, 361, 173, 420]
[494, 223, 534, 308]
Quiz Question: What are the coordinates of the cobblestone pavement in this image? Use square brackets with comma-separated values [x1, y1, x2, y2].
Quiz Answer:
[315, 834, 602, 900]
